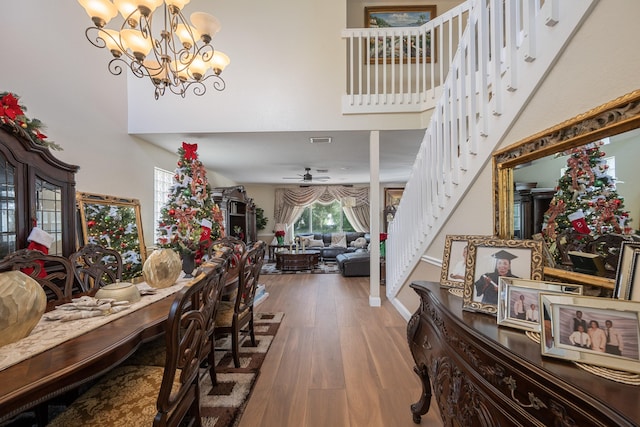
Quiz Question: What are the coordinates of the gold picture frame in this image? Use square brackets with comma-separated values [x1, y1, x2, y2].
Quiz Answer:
[365, 5, 437, 64]
[462, 237, 544, 315]
[76, 192, 147, 281]
[439, 234, 491, 289]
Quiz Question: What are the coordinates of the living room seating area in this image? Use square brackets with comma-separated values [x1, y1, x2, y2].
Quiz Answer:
[297, 232, 370, 261]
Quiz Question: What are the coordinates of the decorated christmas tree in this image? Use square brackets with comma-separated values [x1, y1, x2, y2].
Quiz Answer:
[542, 141, 633, 264]
[156, 142, 224, 265]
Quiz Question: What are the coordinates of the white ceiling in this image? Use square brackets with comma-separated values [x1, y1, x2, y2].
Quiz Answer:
[139, 128, 426, 185]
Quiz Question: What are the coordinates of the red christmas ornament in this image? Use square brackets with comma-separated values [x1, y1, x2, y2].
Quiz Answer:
[121, 243, 127, 248]
[178, 161, 183, 167]
[169, 209, 176, 216]
[87, 220, 96, 228]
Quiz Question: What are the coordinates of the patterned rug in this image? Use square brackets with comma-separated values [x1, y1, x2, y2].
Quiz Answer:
[201, 311, 284, 426]
[0, 312, 283, 427]
[261, 261, 340, 275]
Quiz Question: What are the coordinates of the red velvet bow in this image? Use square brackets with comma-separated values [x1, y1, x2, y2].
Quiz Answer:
[182, 142, 198, 160]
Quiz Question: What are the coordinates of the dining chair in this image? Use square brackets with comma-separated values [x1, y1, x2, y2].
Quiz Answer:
[69, 244, 123, 295]
[214, 240, 267, 368]
[0, 248, 75, 311]
[47, 262, 227, 427]
[125, 248, 234, 385]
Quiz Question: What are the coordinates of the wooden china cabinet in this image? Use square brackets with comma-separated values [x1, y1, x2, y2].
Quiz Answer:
[212, 185, 256, 244]
[0, 123, 79, 258]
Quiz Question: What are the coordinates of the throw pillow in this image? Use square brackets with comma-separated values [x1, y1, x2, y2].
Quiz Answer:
[308, 239, 324, 248]
[331, 235, 347, 248]
[351, 237, 367, 249]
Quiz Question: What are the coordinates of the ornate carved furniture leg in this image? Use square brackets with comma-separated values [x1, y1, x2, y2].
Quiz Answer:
[407, 310, 432, 423]
[410, 364, 432, 423]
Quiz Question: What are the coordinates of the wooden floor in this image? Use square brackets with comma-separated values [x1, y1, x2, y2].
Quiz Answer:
[239, 272, 443, 427]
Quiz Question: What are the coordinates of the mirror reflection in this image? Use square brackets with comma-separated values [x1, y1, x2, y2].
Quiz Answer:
[512, 129, 640, 239]
[493, 89, 640, 289]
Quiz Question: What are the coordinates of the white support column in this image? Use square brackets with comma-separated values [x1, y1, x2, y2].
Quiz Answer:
[369, 130, 381, 307]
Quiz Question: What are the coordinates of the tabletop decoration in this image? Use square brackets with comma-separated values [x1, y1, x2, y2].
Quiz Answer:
[142, 248, 182, 289]
[0, 271, 46, 347]
[43, 296, 131, 322]
[0, 92, 61, 150]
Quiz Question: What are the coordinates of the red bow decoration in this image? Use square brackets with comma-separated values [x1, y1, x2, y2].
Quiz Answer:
[182, 142, 198, 160]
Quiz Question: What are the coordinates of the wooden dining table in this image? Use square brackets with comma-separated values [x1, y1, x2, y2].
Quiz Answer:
[0, 289, 175, 422]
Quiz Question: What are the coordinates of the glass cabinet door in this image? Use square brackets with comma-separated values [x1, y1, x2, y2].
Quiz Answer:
[0, 153, 16, 258]
[35, 178, 63, 256]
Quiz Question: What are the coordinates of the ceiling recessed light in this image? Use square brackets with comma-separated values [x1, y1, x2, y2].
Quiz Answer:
[309, 137, 332, 144]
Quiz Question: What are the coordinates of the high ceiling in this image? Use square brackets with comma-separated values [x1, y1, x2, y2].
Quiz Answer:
[139, 128, 426, 185]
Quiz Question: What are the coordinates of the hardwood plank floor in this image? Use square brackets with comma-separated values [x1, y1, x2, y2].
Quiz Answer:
[239, 272, 443, 427]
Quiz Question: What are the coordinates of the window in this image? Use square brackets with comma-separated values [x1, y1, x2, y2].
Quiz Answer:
[154, 167, 173, 243]
[293, 200, 355, 235]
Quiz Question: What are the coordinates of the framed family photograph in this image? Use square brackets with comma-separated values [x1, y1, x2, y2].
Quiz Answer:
[497, 277, 583, 332]
[364, 5, 437, 64]
[439, 234, 490, 289]
[462, 237, 544, 315]
[540, 294, 640, 374]
[614, 241, 640, 300]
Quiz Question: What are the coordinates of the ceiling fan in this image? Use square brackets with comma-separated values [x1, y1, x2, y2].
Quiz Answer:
[283, 167, 330, 182]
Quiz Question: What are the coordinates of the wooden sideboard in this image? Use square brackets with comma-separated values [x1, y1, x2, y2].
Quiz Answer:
[408, 281, 640, 426]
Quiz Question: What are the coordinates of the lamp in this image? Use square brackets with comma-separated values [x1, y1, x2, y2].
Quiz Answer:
[77, 0, 231, 99]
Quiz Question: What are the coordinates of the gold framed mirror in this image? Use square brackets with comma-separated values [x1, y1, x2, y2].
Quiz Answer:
[76, 192, 147, 281]
[492, 89, 640, 289]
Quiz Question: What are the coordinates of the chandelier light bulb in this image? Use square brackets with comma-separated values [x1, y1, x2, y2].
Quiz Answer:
[113, 0, 141, 27]
[175, 24, 199, 49]
[210, 51, 230, 75]
[102, 29, 125, 57]
[190, 12, 221, 44]
[78, 0, 229, 98]
[78, 0, 118, 28]
[166, 0, 191, 11]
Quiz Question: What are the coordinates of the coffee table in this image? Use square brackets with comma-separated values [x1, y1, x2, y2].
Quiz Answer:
[275, 250, 320, 271]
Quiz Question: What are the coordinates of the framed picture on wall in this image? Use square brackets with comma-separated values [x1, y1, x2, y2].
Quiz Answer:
[384, 187, 404, 231]
[365, 5, 437, 64]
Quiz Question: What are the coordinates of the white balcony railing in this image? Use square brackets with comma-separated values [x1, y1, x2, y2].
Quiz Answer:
[342, 2, 471, 114]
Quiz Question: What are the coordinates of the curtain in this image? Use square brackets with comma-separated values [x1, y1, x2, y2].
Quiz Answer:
[274, 186, 370, 235]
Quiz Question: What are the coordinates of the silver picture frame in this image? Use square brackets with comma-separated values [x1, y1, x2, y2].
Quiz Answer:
[497, 277, 583, 332]
[540, 293, 640, 374]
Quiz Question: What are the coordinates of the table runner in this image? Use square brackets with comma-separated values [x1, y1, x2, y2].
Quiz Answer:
[0, 276, 192, 372]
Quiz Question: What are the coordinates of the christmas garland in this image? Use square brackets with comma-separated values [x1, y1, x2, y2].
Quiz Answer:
[0, 92, 62, 151]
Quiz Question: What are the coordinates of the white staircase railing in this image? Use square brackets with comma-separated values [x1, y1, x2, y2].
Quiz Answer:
[384, 0, 599, 299]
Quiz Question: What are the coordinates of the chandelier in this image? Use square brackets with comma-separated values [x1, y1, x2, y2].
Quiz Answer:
[77, 0, 230, 99]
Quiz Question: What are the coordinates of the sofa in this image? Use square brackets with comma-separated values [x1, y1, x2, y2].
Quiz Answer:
[296, 232, 370, 261]
[336, 250, 370, 277]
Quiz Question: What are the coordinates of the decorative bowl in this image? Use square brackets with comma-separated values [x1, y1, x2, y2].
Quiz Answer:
[95, 281, 141, 303]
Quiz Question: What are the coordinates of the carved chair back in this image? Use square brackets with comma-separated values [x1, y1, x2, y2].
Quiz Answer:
[0, 249, 75, 311]
[69, 244, 123, 294]
[155, 265, 225, 426]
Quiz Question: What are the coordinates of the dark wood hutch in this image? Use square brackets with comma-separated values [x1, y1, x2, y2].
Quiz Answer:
[0, 124, 79, 258]
[212, 185, 256, 244]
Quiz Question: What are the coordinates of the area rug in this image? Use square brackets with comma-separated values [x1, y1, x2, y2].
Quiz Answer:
[0, 312, 283, 427]
[200, 311, 284, 427]
[261, 261, 340, 275]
